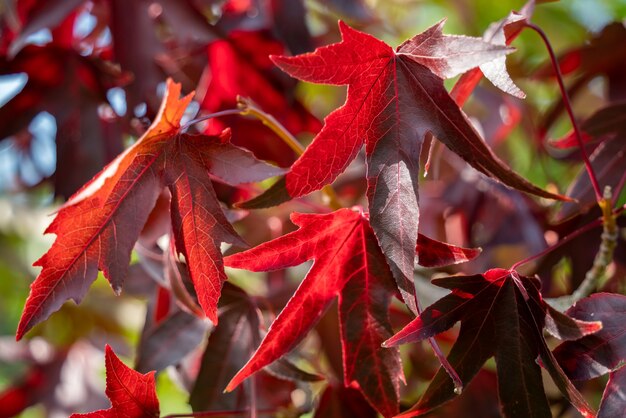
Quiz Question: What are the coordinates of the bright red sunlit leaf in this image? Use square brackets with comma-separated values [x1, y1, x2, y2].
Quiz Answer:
[17, 79, 283, 339]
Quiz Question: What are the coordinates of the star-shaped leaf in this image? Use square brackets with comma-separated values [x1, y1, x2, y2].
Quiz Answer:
[384, 269, 595, 418]
[554, 293, 626, 381]
[16, 79, 284, 339]
[223, 208, 481, 417]
[252, 21, 564, 315]
[223, 208, 403, 417]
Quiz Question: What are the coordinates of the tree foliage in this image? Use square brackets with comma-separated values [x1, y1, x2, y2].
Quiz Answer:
[0, 0, 625, 417]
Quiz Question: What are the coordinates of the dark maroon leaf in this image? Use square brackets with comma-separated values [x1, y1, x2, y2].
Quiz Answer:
[135, 309, 210, 373]
[545, 304, 603, 341]
[0, 44, 125, 197]
[385, 269, 594, 418]
[8, 0, 85, 57]
[270, 0, 313, 54]
[189, 284, 295, 413]
[425, 370, 501, 418]
[314, 384, 378, 418]
[554, 293, 626, 380]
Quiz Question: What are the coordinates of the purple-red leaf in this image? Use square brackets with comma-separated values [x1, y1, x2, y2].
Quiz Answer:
[554, 293, 626, 381]
[545, 304, 603, 341]
[16, 79, 283, 339]
[70, 345, 159, 418]
[135, 309, 210, 373]
[385, 269, 595, 418]
[224, 208, 403, 417]
[397, 19, 515, 79]
[187, 281, 302, 413]
[269, 20, 564, 315]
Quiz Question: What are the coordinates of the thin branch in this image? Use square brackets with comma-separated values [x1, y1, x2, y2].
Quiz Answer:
[237, 96, 342, 210]
[181, 109, 242, 132]
[525, 23, 603, 202]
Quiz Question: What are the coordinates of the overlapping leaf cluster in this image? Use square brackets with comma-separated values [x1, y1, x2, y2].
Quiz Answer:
[1, 0, 625, 417]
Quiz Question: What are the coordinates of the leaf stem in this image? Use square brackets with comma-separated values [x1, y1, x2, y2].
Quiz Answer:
[180, 99, 342, 209]
[181, 109, 243, 132]
[430, 335, 464, 394]
[511, 203, 624, 271]
[414, 297, 464, 393]
[237, 96, 342, 210]
[525, 23, 603, 202]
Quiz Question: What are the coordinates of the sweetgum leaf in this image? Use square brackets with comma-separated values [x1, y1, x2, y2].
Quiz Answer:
[549, 102, 626, 150]
[545, 304, 602, 341]
[224, 208, 403, 417]
[450, 0, 537, 104]
[16, 79, 283, 339]
[415, 234, 481, 268]
[267, 21, 564, 315]
[8, 0, 84, 57]
[314, 384, 378, 418]
[70, 345, 160, 418]
[554, 293, 626, 381]
[554, 104, 626, 220]
[384, 269, 595, 418]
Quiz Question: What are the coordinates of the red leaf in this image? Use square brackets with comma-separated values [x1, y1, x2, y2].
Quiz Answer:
[554, 293, 626, 381]
[200, 30, 321, 167]
[16, 79, 283, 339]
[384, 269, 595, 418]
[70, 345, 160, 418]
[224, 208, 403, 417]
[415, 234, 481, 268]
[268, 20, 564, 315]
[550, 101, 626, 150]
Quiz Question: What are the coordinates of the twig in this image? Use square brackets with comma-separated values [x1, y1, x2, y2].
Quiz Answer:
[525, 23, 603, 202]
[237, 97, 342, 210]
[181, 109, 242, 132]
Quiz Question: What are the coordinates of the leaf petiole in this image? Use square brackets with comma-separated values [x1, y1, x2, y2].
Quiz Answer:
[525, 23, 603, 202]
[181, 109, 243, 132]
[237, 96, 342, 210]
